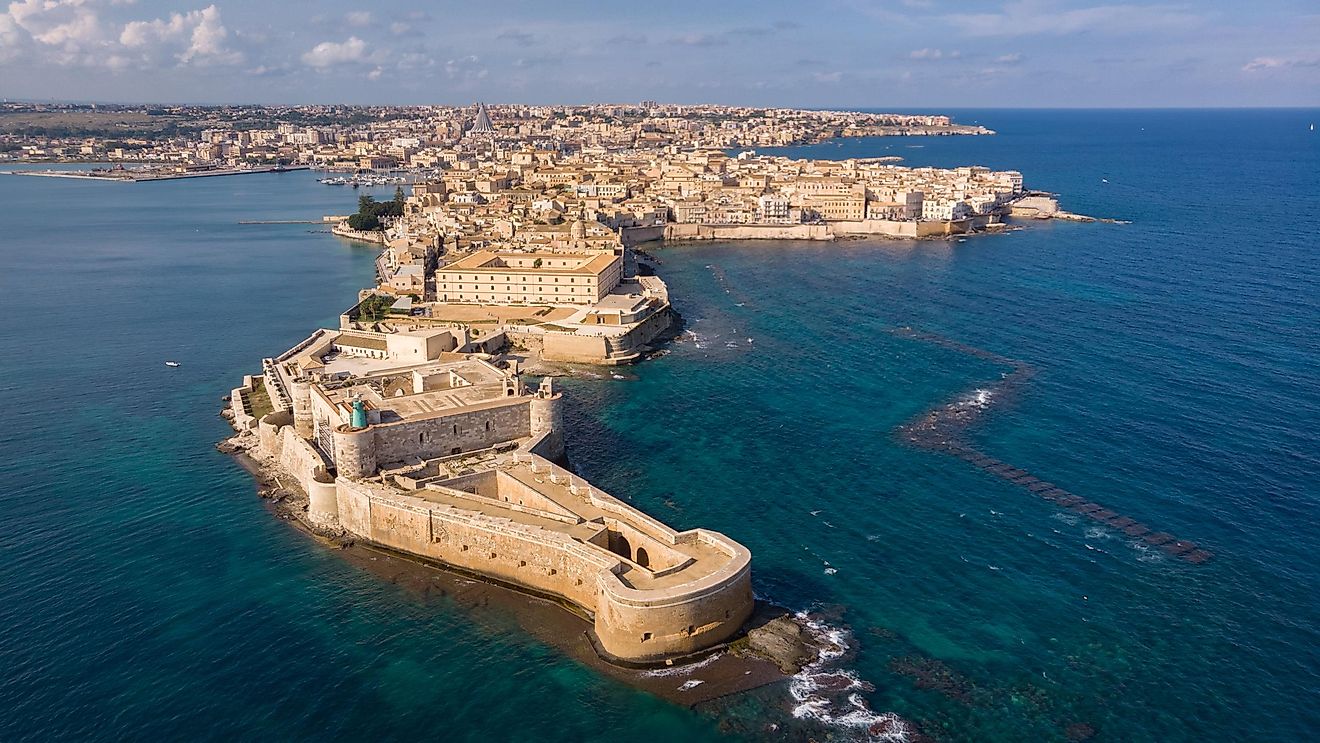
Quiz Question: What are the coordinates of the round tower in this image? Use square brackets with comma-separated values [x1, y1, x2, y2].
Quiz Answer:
[529, 378, 565, 460]
[306, 467, 340, 529]
[290, 378, 313, 438]
[333, 424, 376, 479]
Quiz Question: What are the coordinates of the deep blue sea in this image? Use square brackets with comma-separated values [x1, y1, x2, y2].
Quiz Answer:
[1, 110, 1317, 742]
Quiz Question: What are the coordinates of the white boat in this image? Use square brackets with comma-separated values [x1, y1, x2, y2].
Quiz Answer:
[165, 361, 180, 367]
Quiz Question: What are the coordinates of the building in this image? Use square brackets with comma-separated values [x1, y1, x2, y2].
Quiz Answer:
[436, 250, 624, 304]
[235, 342, 753, 663]
[467, 102, 497, 138]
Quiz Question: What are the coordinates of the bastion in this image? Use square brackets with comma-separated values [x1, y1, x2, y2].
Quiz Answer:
[234, 330, 753, 662]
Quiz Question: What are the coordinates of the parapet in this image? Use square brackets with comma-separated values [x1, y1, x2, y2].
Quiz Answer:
[330, 452, 753, 662]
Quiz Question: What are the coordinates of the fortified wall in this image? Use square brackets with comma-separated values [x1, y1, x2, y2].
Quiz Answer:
[647, 218, 984, 244]
[238, 340, 753, 663]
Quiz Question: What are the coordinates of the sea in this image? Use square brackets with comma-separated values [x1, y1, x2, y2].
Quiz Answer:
[0, 109, 1317, 742]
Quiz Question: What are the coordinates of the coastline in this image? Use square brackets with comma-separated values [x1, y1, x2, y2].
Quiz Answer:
[5, 165, 310, 182]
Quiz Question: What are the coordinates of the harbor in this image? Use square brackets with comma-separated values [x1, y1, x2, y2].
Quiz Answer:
[5, 164, 309, 182]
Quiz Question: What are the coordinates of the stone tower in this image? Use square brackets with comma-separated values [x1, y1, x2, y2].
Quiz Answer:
[333, 424, 376, 479]
[529, 378, 565, 460]
[290, 378, 313, 438]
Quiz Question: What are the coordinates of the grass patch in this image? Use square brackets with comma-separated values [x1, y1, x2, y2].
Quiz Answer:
[245, 383, 274, 419]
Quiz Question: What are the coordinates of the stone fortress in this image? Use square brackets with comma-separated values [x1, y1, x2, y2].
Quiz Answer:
[229, 323, 753, 663]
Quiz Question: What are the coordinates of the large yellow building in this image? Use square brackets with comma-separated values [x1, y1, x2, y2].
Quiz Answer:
[436, 250, 623, 304]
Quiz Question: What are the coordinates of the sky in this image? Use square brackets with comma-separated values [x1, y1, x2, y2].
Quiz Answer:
[0, 0, 1317, 107]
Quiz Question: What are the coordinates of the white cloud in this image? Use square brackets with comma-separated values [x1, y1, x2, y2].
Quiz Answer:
[181, 6, 239, 63]
[3, 1, 239, 68]
[910, 48, 958, 60]
[948, 2, 1201, 38]
[345, 11, 371, 28]
[445, 54, 487, 80]
[7, 0, 106, 56]
[1242, 55, 1320, 72]
[996, 52, 1024, 63]
[120, 5, 239, 65]
[812, 70, 842, 83]
[302, 36, 367, 68]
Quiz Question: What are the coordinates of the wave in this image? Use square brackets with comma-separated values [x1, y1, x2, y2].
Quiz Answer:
[789, 612, 913, 741]
[640, 651, 723, 677]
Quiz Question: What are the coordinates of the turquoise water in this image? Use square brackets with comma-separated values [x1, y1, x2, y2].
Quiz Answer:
[2, 110, 1318, 741]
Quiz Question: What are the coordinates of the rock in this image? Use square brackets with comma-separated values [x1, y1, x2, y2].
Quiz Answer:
[745, 616, 811, 674]
[1064, 723, 1096, 741]
[216, 440, 240, 454]
[219, 409, 235, 420]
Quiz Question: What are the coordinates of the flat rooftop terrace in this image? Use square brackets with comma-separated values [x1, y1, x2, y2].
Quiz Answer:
[316, 359, 515, 421]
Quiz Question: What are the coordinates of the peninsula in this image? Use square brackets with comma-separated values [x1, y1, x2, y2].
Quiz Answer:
[219, 101, 1071, 668]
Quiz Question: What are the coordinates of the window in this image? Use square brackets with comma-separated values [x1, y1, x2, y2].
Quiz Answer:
[642, 632, 652, 642]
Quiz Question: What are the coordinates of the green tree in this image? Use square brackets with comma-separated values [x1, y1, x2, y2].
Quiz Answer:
[347, 212, 381, 231]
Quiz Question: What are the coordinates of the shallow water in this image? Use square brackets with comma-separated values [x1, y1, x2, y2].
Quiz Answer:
[2, 109, 1319, 741]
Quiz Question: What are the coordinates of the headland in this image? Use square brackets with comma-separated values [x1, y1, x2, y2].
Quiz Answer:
[210, 102, 1086, 730]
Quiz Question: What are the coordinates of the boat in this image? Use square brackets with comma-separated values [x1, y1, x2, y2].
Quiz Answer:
[165, 361, 180, 367]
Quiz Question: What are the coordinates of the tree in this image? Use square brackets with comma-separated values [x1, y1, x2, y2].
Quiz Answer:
[347, 212, 380, 231]
[393, 186, 405, 205]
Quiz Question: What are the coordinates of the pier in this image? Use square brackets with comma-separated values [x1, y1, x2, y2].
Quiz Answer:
[6, 165, 309, 182]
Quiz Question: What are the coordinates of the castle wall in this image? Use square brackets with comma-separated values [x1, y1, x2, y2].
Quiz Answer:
[661, 219, 975, 241]
[331, 477, 754, 662]
[369, 399, 533, 466]
[335, 480, 612, 615]
[619, 225, 666, 247]
[539, 307, 671, 366]
[540, 332, 608, 365]
[595, 534, 754, 660]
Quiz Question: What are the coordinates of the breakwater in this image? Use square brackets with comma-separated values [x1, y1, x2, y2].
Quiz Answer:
[892, 327, 1214, 565]
[6, 165, 309, 182]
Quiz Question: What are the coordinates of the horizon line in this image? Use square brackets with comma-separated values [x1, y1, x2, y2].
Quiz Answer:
[3, 98, 1318, 111]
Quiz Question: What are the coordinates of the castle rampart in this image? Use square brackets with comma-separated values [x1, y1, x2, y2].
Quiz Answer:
[236, 340, 753, 664]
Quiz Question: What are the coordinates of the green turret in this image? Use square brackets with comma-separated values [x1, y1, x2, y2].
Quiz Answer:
[351, 398, 368, 429]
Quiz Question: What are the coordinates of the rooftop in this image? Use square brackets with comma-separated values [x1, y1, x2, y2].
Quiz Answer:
[439, 250, 619, 276]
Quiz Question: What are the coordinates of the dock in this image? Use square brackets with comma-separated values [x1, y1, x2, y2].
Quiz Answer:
[5, 165, 310, 182]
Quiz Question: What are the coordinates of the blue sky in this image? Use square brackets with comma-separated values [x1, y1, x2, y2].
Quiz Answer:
[1, 0, 1317, 107]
